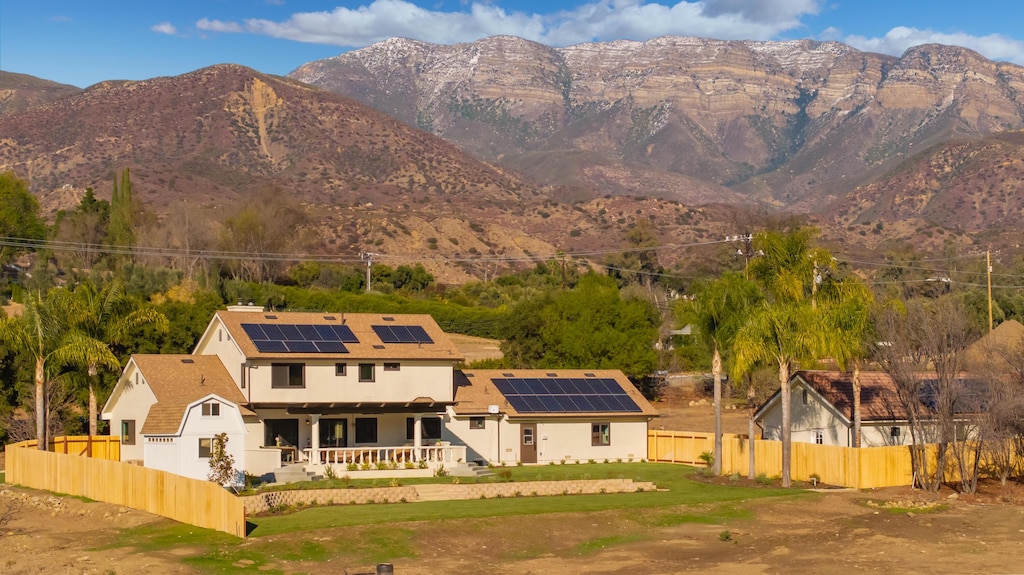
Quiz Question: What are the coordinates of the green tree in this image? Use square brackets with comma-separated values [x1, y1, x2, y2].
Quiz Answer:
[107, 168, 136, 255]
[0, 290, 119, 449]
[501, 274, 660, 380]
[676, 272, 761, 475]
[70, 279, 168, 436]
[819, 278, 875, 447]
[733, 228, 831, 487]
[0, 171, 46, 262]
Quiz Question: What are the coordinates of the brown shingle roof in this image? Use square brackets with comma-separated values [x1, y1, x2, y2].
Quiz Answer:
[214, 311, 464, 362]
[795, 370, 907, 421]
[133, 355, 251, 435]
[452, 369, 659, 418]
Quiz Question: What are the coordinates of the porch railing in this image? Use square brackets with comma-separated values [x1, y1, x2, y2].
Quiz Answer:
[304, 444, 467, 467]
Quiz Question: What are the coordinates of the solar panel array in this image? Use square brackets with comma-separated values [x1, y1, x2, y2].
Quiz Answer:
[372, 325, 434, 344]
[493, 377, 642, 413]
[241, 323, 359, 354]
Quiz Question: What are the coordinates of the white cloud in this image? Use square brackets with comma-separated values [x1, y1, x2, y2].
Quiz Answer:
[196, 18, 244, 33]
[845, 27, 1024, 65]
[200, 0, 824, 47]
[151, 22, 177, 35]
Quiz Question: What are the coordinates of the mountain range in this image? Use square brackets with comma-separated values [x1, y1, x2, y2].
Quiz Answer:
[2, 36, 1024, 281]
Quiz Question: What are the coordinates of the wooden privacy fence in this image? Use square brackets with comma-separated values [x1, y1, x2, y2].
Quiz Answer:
[649, 430, 917, 489]
[5, 438, 246, 537]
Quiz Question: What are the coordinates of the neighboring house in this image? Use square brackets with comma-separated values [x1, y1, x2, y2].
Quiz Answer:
[102, 355, 254, 482]
[446, 369, 659, 464]
[754, 371, 918, 447]
[104, 306, 466, 480]
[754, 370, 987, 447]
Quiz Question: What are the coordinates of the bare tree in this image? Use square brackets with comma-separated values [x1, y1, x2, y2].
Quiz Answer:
[872, 296, 977, 491]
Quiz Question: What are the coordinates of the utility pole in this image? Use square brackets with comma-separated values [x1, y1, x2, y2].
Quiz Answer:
[987, 250, 993, 332]
[360, 252, 379, 294]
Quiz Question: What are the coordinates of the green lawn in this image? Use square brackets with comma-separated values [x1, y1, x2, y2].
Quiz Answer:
[99, 464, 806, 571]
[249, 463, 797, 536]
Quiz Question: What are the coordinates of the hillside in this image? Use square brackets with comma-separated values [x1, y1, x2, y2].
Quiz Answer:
[0, 71, 81, 117]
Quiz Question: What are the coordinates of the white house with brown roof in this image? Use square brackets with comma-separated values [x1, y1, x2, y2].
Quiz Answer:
[104, 306, 467, 480]
[446, 370, 658, 465]
[102, 355, 255, 483]
[753, 370, 952, 447]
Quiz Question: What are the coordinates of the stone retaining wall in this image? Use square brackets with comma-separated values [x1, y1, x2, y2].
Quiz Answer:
[242, 478, 657, 515]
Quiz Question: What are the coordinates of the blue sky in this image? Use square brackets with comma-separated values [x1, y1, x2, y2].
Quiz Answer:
[3, 1, 1023, 88]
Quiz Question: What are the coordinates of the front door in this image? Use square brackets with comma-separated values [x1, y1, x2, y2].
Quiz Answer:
[520, 424, 537, 464]
[319, 418, 348, 448]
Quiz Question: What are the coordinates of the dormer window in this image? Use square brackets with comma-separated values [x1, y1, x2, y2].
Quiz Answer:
[202, 401, 220, 416]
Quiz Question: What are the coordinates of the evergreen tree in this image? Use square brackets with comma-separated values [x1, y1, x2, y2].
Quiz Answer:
[108, 168, 136, 256]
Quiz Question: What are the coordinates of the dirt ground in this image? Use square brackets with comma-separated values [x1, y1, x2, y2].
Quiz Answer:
[4, 480, 1024, 574]
[652, 385, 754, 435]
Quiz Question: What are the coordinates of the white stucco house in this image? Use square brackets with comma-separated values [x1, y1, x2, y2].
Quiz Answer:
[753, 370, 915, 447]
[102, 355, 254, 482]
[753, 370, 987, 447]
[104, 306, 468, 481]
[103, 306, 659, 481]
[446, 369, 659, 465]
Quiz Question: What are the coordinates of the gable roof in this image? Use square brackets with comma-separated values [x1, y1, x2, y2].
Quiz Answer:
[965, 319, 1024, 368]
[213, 310, 464, 362]
[452, 369, 658, 419]
[793, 371, 907, 422]
[756, 370, 987, 424]
[130, 354, 253, 435]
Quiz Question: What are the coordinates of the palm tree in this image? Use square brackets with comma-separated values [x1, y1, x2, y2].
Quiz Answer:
[70, 279, 168, 436]
[819, 279, 875, 447]
[676, 272, 761, 475]
[733, 301, 823, 487]
[0, 290, 119, 450]
[733, 228, 831, 487]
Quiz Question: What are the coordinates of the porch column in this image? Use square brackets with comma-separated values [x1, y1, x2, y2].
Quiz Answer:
[311, 416, 320, 464]
[413, 414, 423, 461]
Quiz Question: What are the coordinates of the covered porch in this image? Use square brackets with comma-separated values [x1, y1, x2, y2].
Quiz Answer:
[254, 400, 462, 474]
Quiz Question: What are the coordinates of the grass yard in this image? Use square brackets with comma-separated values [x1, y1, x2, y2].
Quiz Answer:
[249, 463, 792, 536]
[96, 463, 801, 572]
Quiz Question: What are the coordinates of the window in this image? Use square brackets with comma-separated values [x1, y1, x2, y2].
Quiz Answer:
[814, 431, 824, 445]
[469, 417, 485, 430]
[198, 437, 212, 458]
[891, 426, 901, 438]
[121, 420, 136, 445]
[355, 418, 378, 443]
[218, 329, 222, 342]
[359, 363, 375, 382]
[406, 417, 442, 440]
[802, 389, 809, 405]
[335, 363, 347, 376]
[271, 363, 304, 388]
[592, 423, 611, 446]
[383, 362, 400, 371]
[202, 401, 220, 416]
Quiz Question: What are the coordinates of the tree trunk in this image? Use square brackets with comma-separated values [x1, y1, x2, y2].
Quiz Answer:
[852, 361, 862, 448]
[748, 412, 756, 480]
[35, 357, 46, 451]
[779, 360, 791, 488]
[712, 347, 723, 476]
[88, 362, 99, 438]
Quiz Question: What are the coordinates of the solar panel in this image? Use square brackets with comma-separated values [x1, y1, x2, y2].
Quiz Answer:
[242, 323, 357, 354]
[372, 324, 434, 344]
[492, 376, 642, 413]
